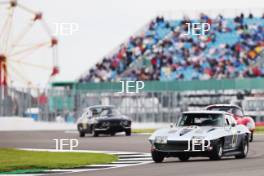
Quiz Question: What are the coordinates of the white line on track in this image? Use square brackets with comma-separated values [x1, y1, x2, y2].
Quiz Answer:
[64, 130, 79, 134]
[15, 148, 153, 176]
[255, 133, 264, 136]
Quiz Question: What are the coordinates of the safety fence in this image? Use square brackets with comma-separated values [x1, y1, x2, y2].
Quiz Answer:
[53, 78, 264, 92]
[0, 87, 53, 121]
[1, 78, 264, 123]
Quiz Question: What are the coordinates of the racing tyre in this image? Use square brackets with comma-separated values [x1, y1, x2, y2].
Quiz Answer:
[151, 150, 164, 163]
[249, 132, 253, 142]
[209, 141, 223, 160]
[125, 129, 131, 136]
[235, 137, 249, 159]
[110, 133, 115, 136]
[91, 128, 99, 137]
[79, 131, 85, 137]
[178, 155, 190, 162]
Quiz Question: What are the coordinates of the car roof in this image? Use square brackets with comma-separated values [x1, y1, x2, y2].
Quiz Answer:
[183, 110, 229, 115]
[205, 104, 241, 109]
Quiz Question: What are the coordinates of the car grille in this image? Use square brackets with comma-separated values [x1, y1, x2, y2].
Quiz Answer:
[155, 141, 189, 151]
[154, 140, 209, 152]
[99, 120, 121, 127]
[110, 121, 121, 126]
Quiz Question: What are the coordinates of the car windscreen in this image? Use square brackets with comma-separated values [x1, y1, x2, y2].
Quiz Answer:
[100, 108, 121, 116]
[91, 107, 120, 117]
[178, 113, 224, 127]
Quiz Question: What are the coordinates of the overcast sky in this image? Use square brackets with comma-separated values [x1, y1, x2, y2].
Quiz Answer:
[16, 0, 264, 85]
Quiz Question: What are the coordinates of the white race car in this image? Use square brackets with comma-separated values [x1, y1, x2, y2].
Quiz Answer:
[149, 111, 250, 162]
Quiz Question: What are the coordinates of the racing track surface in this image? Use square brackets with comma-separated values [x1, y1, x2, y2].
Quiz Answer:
[0, 131, 264, 176]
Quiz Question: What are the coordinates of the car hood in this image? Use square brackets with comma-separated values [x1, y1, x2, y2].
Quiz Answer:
[149, 126, 224, 141]
[96, 115, 130, 121]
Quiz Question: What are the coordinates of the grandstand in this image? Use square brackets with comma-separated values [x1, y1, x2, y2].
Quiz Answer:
[79, 12, 264, 83]
[3, 11, 264, 124]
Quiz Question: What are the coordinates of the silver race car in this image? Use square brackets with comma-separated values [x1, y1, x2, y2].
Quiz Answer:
[149, 111, 250, 162]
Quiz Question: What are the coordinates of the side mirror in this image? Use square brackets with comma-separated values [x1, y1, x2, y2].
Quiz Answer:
[231, 123, 236, 127]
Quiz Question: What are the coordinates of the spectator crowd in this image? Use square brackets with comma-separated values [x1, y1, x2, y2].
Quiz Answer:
[79, 12, 264, 83]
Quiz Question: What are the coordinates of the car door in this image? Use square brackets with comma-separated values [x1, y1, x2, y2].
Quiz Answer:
[226, 114, 239, 149]
[230, 110, 246, 147]
[223, 115, 233, 149]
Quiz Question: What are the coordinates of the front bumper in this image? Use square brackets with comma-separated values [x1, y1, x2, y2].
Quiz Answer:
[78, 120, 131, 134]
[94, 126, 131, 133]
[94, 120, 131, 133]
[152, 139, 218, 156]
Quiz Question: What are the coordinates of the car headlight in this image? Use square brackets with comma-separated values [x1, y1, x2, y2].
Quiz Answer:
[155, 136, 168, 144]
[121, 120, 129, 126]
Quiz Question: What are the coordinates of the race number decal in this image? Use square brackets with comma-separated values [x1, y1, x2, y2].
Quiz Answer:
[231, 128, 238, 148]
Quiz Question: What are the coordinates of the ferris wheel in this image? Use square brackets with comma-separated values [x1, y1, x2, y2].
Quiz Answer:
[0, 0, 59, 87]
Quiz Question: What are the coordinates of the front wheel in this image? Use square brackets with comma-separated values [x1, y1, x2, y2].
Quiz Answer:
[125, 129, 131, 136]
[209, 141, 223, 160]
[178, 155, 189, 162]
[91, 128, 99, 137]
[249, 132, 253, 142]
[235, 137, 249, 159]
[151, 150, 164, 163]
[79, 131, 85, 137]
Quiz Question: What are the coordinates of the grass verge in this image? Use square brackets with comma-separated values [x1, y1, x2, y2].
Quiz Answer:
[132, 128, 156, 134]
[0, 148, 117, 173]
[256, 126, 264, 133]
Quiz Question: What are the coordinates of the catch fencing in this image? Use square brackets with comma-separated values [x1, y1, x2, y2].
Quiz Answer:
[0, 87, 54, 121]
[1, 78, 264, 123]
